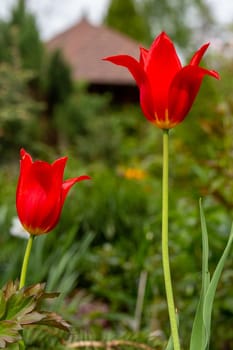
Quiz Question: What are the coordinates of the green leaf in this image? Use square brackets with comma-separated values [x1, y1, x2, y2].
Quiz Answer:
[190, 199, 210, 350]
[2, 282, 18, 301]
[190, 201, 233, 350]
[0, 280, 70, 348]
[7, 342, 21, 350]
[19, 311, 45, 325]
[5, 293, 35, 321]
[203, 222, 233, 348]
[0, 291, 6, 320]
[165, 335, 173, 350]
[0, 320, 21, 348]
[36, 312, 70, 331]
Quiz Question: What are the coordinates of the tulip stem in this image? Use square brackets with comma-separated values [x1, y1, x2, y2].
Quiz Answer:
[162, 129, 180, 350]
[19, 234, 34, 289]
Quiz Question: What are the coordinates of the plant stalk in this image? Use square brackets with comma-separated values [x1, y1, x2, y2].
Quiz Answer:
[19, 234, 34, 289]
[162, 129, 180, 350]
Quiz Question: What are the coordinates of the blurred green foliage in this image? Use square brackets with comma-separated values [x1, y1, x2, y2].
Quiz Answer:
[0, 60, 42, 161]
[104, 0, 152, 44]
[104, 0, 215, 48]
[10, 0, 43, 71]
[0, 0, 73, 156]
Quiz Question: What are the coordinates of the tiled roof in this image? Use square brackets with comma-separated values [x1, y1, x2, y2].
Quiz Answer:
[46, 19, 141, 85]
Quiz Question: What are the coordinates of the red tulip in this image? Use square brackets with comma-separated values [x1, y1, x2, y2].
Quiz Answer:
[104, 32, 219, 129]
[16, 149, 90, 235]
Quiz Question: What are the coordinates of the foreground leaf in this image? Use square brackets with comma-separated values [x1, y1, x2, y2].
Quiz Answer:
[0, 321, 21, 348]
[190, 199, 210, 350]
[165, 335, 173, 350]
[190, 200, 233, 350]
[203, 223, 233, 348]
[36, 312, 70, 331]
[0, 292, 6, 320]
[0, 281, 70, 348]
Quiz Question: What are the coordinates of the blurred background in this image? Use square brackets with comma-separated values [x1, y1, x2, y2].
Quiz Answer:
[0, 1, 233, 349]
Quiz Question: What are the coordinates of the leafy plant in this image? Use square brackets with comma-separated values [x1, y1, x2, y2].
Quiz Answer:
[0, 281, 70, 348]
[190, 201, 233, 349]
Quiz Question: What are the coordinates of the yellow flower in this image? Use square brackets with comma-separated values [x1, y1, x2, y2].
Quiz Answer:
[123, 168, 147, 180]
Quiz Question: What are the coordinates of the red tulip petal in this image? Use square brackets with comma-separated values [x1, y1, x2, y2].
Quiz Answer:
[104, 54, 155, 122]
[189, 44, 219, 78]
[62, 175, 91, 203]
[189, 43, 210, 66]
[17, 153, 65, 234]
[16, 150, 35, 228]
[168, 65, 219, 127]
[19, 148, 32, 171]
[17, 150, 32, 196]
[139, 47, 148, 66]
[51, 157, 68, 193]
[19, 161, 60, 233]
[139, 79, 156, 123]
[144, 32, 182, 118]
[16, 149, 90, 235]
[43, 175, 91, 232]
[103, 54, 145, 87]
[52, 156, 67, 174]
[16, 149, 32, 203]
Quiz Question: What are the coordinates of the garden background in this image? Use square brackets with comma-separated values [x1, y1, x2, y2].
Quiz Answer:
[0, 0, 233, 349]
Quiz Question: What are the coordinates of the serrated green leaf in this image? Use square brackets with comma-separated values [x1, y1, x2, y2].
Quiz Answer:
[23, 283, 59, 302]
[190, 199, 210, 350]
[5, 293, 35, 320]
[36, 290, 60, 303]
[2, 282, 18, 301]
[6, 342, 20, 350]
[37, 312, 70, 331]
[23, 283, 45, 298]
[19, 311, 45, 325]
[203, 223, 233, 349]
[0, 320, 22, 348]
[0, 291, 6, 320]
[0, 280, 70, 342]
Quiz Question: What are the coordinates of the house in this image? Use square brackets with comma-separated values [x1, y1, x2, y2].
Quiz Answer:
[46, 18, 141, 103]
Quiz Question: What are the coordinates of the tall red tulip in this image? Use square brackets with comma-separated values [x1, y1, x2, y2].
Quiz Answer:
[104, 32, 219, 129]
[16, 149, 90, 235]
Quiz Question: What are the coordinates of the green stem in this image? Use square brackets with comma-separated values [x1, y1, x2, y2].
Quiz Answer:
[19, 234, 34, 289]
[162, 129, 180, 350]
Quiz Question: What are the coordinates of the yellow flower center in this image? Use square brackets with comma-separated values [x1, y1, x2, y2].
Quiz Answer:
[153, 109, 178, 129]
